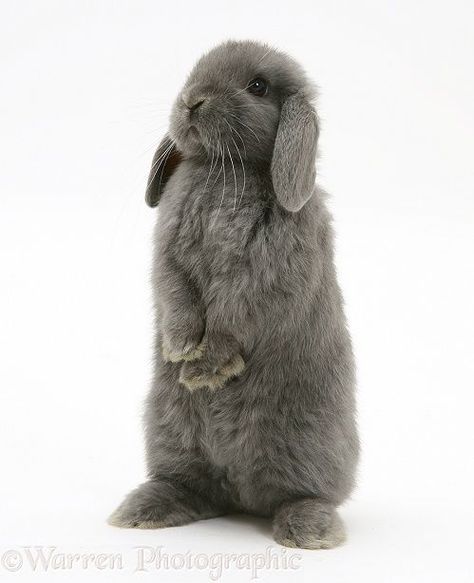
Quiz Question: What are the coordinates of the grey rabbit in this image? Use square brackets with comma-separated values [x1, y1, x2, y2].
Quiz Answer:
[109, 40, 359, 549]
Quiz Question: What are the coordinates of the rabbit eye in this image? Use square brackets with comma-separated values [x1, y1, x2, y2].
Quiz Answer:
[247, 78, 268, 97]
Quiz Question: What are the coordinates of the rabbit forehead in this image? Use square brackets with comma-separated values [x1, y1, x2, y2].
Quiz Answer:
[184, 40, 309, 94]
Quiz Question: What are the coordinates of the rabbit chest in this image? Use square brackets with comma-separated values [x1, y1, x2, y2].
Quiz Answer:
[160, 162, 273, 298]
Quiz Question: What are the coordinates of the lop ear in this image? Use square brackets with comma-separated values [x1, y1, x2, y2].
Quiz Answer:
[271, 92, 319, 212]
[145, 135, 183, 207]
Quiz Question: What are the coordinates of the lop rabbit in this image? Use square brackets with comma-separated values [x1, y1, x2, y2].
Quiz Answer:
[109, 40, 359, 549]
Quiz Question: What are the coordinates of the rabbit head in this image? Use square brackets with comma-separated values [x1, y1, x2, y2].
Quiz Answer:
[146, 40, 319, 212]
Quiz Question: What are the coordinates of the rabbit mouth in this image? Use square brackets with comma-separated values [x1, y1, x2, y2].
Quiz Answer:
[183, 125, 203, 149]
[187, 126, 200, 140]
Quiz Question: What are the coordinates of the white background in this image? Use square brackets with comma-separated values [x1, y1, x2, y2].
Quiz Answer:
[1, 1, 473, 581]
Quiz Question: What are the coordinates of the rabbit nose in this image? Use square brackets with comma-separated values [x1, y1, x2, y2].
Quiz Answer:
[188, 99, 205, 112]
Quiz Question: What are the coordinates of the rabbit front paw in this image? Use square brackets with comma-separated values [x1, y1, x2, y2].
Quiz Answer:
[162, 336, 204, 363]
[179, 353, 245, 391]
[161, 315, 204, 363]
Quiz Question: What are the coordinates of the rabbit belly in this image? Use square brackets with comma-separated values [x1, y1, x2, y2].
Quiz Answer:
[192, 348, 358, 516]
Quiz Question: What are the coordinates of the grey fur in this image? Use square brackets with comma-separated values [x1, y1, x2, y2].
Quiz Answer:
[109, 40, 359, 550]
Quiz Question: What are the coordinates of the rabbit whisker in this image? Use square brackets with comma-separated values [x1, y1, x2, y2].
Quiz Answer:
[149, 141, 174, 174]
[223, 118, 247, 158]
[156, 143, 175, 189]
[202, 149, 216, 195]
[227, 86, 249, 99]
[256, 46, 272, 66]
[226, 143, 238, 212]
[211, 142, 227, 230]
[148, 142, 175, 188]
[210, 130, 224, 188]
[231, 126, 247, 158]
[228, 114, 261, 143]
[229, 133, 246, 208]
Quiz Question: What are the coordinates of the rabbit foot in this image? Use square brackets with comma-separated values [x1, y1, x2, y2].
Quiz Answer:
[179, 353, 245, 391]
[108, 480, 221, 529]
[273, 499, 346, 550]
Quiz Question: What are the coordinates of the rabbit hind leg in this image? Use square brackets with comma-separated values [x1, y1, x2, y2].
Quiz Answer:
[108, 478, 225, 529]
